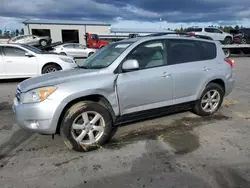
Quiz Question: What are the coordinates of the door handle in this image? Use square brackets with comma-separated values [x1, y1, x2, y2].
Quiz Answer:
[162, 72, 171, 78]
[203, 66, 210, 71]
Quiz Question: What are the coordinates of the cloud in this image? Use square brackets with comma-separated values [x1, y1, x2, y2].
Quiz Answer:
[1, 0, 250, 30]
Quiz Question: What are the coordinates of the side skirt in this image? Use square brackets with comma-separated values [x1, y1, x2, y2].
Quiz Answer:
[114, 101, 197, 126]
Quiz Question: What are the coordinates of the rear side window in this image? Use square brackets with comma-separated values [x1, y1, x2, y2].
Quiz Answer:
[205, 28, 215, 33]
[196, 41, 217, 60]
[186, 28, 202, 32]
[166, 39, 203, 65]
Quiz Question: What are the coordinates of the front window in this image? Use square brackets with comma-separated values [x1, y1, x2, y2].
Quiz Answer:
[79, 42, 132, 69]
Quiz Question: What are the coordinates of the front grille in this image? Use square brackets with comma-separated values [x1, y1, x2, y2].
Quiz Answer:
[16, 88, 21, 102]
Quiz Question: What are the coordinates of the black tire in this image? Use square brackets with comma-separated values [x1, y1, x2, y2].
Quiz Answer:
[60, 52, 67, 56]
[193, 83, 224, 116]
[88, 52, 94, 57]
[223, 49, 231, 58]
[241, 38, 247, 44]
[60, 101, 114, 152]
[42, 64, 61, 74]
[40, 39, 48, 47]
[224, 37, 232, 44]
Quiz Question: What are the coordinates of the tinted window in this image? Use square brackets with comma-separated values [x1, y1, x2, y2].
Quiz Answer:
[186, 28, 202, 32]
[197, 41, 217, 60]
[64, 44, 74, 48]
[3, 46, 27, 57]
[167, 39, 203, 65]
[126, 40, 165, 70]
[205, 28, 215, 33]
[214, 29, 222, 34]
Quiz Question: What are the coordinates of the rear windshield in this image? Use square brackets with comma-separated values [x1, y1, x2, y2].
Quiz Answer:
[186, 28, 202, 32]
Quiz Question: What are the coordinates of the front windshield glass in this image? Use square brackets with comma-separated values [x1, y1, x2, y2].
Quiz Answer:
[20, 44, 43, 54]
[79, 42, 132, 69]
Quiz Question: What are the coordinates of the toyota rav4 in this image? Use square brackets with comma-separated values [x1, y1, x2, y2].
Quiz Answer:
[13, 36, 235, 152]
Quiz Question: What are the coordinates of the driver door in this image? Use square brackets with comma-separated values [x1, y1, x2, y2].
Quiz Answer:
[2, 46, 38, 78]
[116, 40, 174, 115]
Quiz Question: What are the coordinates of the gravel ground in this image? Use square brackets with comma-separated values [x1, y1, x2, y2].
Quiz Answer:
[0, 57, 250, 188]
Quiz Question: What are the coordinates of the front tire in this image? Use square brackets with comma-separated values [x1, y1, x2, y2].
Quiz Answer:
[224, 37, 232, 44]
[60, 101, 114, 152]
[193, 83, 224, 116]
[42, 64, 61, 74]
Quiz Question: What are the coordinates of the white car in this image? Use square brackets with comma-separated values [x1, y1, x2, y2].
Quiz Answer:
[186, 27, 233, 44]
[0, 44, 77, 79]
[51, 43, 97, 58]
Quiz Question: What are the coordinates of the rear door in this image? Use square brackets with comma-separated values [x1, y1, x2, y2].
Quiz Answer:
[73, 44, 88, 57]
[165, 39, 216, 104]
[0, 47, 5, 79]
[2, 46, 38, 78]
[63, 44, 76, 57]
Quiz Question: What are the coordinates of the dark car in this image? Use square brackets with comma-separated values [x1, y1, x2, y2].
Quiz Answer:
[232, 28, 250, 44]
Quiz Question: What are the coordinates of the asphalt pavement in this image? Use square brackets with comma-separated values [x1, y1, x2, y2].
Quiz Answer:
[0, 57, 250, 188]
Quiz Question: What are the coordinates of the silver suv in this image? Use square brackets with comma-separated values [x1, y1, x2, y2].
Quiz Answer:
[13, 36, 235, 151]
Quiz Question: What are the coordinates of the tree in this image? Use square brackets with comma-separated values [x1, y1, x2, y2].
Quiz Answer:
[20, 28, 24, 35]
[0, 29, 2, 35]
[10, 30, 16, 37]
[15, 29, 19, 36]
[234, 25, 239, 30]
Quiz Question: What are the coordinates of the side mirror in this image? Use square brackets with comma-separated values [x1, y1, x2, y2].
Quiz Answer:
[122, 59, 139, 72]
[25, 52, 34, 57]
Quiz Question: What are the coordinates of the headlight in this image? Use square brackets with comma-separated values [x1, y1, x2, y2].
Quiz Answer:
[59, 57, 74, 63]
[21, 86, 57, 104]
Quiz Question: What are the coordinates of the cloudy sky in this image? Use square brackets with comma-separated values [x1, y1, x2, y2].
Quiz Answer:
[1, 0, 250, 30]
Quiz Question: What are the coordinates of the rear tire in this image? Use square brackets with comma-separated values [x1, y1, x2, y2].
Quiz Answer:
[42, 64, 61, 74]
[241, 38, 247, 44]
[193, 83, 224, 116]
[223, 49, 231, 58]
[60, 101, 114, 152]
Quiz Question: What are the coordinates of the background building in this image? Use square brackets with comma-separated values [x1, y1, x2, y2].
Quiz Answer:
[23, 19, 111, 45]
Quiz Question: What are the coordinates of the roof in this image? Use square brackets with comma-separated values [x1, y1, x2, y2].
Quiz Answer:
[110, 28, 174, 34]
[23, 19, 111, 26]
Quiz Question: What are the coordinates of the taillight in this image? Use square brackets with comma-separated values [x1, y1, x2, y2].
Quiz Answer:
[187, 32, 195, 36]
[224, 58, 235, 67]
[7, 39, 12, 44]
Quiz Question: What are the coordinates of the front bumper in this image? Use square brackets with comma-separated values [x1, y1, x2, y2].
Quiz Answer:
[12, 98, 61, 134]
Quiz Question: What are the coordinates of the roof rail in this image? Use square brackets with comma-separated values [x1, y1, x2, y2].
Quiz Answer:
[142, 32, 213, 41]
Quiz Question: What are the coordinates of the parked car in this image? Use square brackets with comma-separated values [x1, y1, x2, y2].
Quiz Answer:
[13, 36, 235, 152]
[232, 28, 250, 44]
[8, 35, 52, 47]
[186, 27, 233, 44]
[51, 43, 97, 58]
[0, 44, 77, 79]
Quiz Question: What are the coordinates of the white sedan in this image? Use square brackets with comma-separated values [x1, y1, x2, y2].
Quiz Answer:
[0, 44, 77, 79]
[51, 43, 97, 58]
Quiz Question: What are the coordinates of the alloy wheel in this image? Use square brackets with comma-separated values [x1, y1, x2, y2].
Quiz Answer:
[201, 90, 221, 113]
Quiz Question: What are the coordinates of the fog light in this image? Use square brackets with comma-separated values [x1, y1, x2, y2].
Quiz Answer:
[29, 121, 39, 129]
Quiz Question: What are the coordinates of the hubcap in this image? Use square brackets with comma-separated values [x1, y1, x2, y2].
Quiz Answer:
[201, 90, 220, 113]
[45, 68, 57, 73]
[71, 111, 105, 144]
[41, 41, 47, 46]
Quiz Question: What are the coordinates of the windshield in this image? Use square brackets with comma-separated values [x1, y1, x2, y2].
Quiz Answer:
[20, 44, 43, 54]
[79, 42, 132, 69]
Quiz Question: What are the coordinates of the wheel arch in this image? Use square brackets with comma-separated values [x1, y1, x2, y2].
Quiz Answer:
[55, 94, 116, 134]
[198, 78, 226, 99]
[41, 62, 62, 74]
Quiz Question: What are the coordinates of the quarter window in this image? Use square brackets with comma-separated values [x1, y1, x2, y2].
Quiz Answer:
[126, 40, 166, 70]
[3, 47, 27, 57]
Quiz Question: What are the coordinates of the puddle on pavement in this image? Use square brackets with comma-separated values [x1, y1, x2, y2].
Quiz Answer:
[106, 114, 230, 155]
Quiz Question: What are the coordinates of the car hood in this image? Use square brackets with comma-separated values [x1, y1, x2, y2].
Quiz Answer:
[18, 68, 100, 92]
